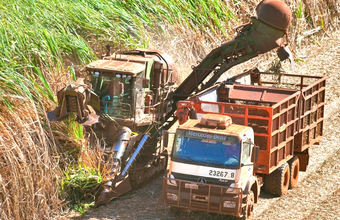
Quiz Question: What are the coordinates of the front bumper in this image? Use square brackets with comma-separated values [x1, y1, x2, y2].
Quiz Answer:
[162, 177, 245, 217]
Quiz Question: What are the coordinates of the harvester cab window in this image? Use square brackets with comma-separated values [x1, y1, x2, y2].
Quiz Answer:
[122, 75, 132, 98]
[133, 71, 146, 118]
[89, 71, 105, 97]
[134, 71, 145, 90]
[88, 71, 135, 116]
[105, 75, 124, 98]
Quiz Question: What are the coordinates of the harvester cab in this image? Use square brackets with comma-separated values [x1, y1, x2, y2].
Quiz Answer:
[49, 48, 178, 129]
[48, 48, 178, 206]
[87, 49, 177, 126]
[86, 58, 149, 121]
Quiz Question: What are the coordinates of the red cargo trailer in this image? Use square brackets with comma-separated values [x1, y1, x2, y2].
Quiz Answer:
[162, 69, 326, 219]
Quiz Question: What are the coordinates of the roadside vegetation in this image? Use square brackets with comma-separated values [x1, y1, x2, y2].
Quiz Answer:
[0, 0, 338, 219]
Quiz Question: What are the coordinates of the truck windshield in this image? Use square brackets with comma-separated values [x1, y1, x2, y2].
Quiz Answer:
[172, 134, 241, 167]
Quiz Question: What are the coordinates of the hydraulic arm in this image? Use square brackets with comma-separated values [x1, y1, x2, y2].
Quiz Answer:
[164, 0, 293, 130]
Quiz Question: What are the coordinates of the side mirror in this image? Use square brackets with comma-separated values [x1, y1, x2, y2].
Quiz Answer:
[251, 145, 259, 163]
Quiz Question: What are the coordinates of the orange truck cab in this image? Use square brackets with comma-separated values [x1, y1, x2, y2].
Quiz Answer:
[163, 114, 259, 219]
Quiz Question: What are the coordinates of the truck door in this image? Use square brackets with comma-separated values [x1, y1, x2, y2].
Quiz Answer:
[239, 138, 253, 189]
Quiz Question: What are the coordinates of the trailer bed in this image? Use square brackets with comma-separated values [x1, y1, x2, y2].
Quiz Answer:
[187, 69, 326, 174]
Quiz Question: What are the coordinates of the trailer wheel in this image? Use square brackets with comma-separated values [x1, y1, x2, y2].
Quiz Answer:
[288, 155, 299, 189]
[263, 162, 290, 196]
[237, 190, 254, 220]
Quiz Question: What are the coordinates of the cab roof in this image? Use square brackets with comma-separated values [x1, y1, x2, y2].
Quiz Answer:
[86, 59, 146, 75]
[104, 54, 154, 63]
[178, 118, 252, 137]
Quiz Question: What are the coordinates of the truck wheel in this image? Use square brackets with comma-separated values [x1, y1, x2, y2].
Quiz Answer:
[288, 155, 299, 189]
[236, 190, 254, 220]
[263, 162, 290, 196]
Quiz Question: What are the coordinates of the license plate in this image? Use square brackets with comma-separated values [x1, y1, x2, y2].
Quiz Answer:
[209, 169, 235, 179]
[185, 183, 199, 189]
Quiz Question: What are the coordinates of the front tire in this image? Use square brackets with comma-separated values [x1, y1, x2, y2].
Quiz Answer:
[237, 190, 254, 220]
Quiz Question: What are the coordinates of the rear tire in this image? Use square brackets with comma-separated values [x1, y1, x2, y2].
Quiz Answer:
[288, 155, 299, 189]
[263, 162, 290, 196]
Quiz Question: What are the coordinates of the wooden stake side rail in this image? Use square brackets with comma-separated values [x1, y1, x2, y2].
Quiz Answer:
[189, 71, 326, 175]
[191, 92, 299, 175]
[294, 74, 326, 153]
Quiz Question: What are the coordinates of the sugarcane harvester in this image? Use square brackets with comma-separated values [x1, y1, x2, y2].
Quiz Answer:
[48, 0, 293, 207]
[48, 48, 179, 206]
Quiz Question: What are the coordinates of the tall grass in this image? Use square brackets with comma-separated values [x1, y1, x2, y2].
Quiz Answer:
[0, 0, 339, 219]
[0, 96, 61, 219]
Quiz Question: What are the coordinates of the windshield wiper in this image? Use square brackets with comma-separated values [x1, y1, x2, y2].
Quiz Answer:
[203, 159, 224, 166]
[177, 155, 198, 164]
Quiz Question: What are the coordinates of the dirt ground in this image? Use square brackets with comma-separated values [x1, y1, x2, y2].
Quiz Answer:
[68, 31, 340, 220]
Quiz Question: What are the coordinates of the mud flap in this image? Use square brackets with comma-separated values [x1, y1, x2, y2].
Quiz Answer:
[295, 149, 309, 171]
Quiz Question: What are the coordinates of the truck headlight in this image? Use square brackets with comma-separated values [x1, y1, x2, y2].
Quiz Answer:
[226, 183, 236, 193]
[167, 174, 177, 186]
[166, 193, 178, 201]
[223, 200, 236, 208]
